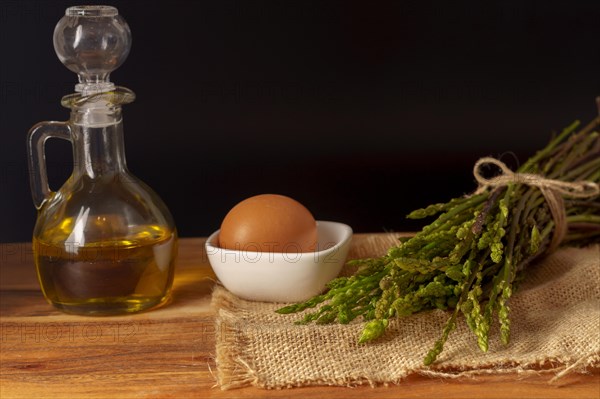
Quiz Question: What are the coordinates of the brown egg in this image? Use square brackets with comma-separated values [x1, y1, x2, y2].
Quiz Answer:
[219, 194, 318, 253]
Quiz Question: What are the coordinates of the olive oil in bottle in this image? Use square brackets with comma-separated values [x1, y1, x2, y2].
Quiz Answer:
[26, 6, 178, 315]
[34, 223, 177, 315]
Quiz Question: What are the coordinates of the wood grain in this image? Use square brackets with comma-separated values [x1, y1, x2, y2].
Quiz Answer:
[1, 237, 598, 399]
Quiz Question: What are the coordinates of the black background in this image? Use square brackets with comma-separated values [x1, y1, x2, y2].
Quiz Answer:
[1, 0, 599, 243]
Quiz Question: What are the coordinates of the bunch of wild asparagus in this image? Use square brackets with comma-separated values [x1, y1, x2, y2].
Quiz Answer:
[277, 115, 600, 365]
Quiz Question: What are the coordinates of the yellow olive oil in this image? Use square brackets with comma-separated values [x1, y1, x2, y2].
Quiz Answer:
[33, 223, 177, 315]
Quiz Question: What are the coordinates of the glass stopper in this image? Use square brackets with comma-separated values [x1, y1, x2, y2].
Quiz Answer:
[53, 6, 131, 94]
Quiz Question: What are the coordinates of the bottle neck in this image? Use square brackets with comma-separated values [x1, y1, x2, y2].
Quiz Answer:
[71, 107, 128, 179]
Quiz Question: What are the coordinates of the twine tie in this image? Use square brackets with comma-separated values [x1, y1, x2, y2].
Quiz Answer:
[473, 157, 599, 252]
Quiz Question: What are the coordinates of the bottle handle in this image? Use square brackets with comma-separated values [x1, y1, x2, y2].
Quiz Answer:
[27, 121, 72, 209]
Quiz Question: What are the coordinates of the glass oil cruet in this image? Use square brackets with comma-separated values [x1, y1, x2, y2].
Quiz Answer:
[27, 6, 178, 315]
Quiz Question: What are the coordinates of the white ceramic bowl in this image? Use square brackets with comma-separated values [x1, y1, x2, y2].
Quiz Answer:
[205, 221, 353, 303]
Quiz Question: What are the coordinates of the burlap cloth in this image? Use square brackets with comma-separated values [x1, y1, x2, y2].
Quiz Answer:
[212, 234, 600, 389]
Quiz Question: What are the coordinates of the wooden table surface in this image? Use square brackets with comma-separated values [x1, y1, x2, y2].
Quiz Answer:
[1, 236, 598, 399]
